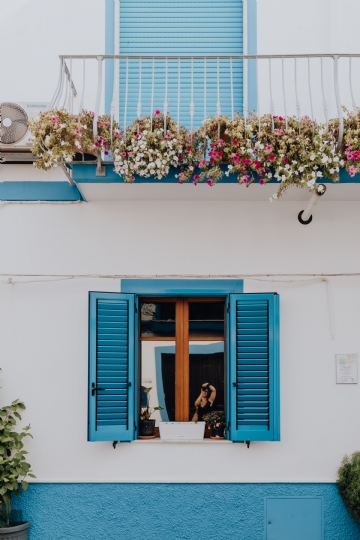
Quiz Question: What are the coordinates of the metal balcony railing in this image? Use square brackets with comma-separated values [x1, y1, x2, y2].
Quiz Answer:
[52, 54, 360, 156]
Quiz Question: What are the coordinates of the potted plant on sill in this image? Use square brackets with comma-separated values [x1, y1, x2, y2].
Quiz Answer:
[158, 419, 205, 441]
[203, 410, 226, 439]
[139, 387, 163, 438]
[337, 451, 360, 523]
[0, 399, 35, 538]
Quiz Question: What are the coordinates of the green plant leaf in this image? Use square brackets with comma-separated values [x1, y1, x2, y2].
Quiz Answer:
[21, 481, 28, 490]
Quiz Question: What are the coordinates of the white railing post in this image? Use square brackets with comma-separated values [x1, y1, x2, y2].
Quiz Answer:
[94, 56, 105, 175]
[333, 55, 344, 153]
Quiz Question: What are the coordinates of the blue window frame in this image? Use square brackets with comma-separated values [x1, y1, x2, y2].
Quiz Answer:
[88, 280, 280, 444]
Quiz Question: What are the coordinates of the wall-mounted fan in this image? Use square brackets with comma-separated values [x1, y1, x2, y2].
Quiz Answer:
[0, 102, 28, 144]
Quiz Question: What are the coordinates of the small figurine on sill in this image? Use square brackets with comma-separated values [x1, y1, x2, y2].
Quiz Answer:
[192, 382, 216, 421]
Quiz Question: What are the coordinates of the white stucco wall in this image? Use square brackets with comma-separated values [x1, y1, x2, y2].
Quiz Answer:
[0, 200, 360, 482]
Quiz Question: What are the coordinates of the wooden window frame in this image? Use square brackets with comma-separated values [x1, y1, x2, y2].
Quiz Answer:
[139, 297, 225, 421]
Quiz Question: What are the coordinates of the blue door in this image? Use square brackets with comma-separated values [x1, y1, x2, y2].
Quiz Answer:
[265, 498, 323, 540]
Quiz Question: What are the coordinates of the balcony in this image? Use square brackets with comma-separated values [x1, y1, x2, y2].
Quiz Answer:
[2, 53, 360, 206]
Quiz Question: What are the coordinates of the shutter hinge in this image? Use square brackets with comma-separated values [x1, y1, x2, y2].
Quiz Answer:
[113, 441, 118, 449]
[246, 440, 250, 449]
[134, 421, 137, 431]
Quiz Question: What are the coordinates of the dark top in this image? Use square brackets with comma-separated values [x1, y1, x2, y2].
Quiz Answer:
[197, 399, 215, 421]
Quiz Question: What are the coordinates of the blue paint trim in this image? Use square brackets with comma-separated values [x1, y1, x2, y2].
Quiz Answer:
[247, 0, 257, 112]
[105, 0, 115, 115]
[0, 182, 82, 201]
[154, 345, 174, 421]
[71, 163, 360, 184]
[88, 292, 135, 442]
[122, 279, 244, 295]
[226, 298, 231, 440]
[12, 484, 360, 540]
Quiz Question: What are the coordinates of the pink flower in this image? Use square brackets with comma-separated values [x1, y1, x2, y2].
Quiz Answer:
[259, 179, 265, 185]
[178, 154, 183, 161]
[76, 129, 81, 134]
[121, 151, 127, 157]
[51, 116, 57, 124]
[89, 111, 95, 115]
[131, 176, 135, 182]
[94, 142, 100, 147]
[154, 109, 161, 115]
[284, 156, 289, 164]
[104, 150, 109, 156]
[210, 157, 215, 163]
[102, 141, 108, 147]
[278, 116, 285, 122]
[275, 129, 285, 135]
[193, 174, 199, 181]
[193, 180, 197, 186]
[254, 160, 261, 170]
[242, 174, 250, 184]
[166, 131, 172, 138]
[266, 145, 272, 151]
[186, 147, 192, 153]
[232, 139, 238, 146]
[199, 159, 207, 168]
[207, 178, 213, 186]
[179, 172, 185, 178]
[269, 154, 275, 161]
[136, 133, 141, 139]
[349, 165, 356, 177]
[178, 180, 183, 184]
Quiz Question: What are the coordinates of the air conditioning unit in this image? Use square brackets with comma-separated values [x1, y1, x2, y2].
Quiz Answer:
[0, 102, 49, 162]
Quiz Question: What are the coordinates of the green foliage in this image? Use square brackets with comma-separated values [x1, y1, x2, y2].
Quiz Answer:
[202, 410, 225, 430]
[139, 388, 164, 421]
[337, 451, 360, 523]
[0, 400, 35, 527]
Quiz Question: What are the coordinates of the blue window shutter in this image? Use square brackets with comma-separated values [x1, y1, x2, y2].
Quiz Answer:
[229, 294, 280, 442]
[120, 0, 244, 128]
[88, 292, 135, 442]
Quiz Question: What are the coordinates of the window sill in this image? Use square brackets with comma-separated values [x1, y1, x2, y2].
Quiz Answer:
[133, 439, 233, 444]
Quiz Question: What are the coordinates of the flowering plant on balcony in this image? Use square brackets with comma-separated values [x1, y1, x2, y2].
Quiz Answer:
[29, 109, 119, 170]
[342, 108, 360, 177]
[112, 110, 202, 182]
[197, 114, 261, 186]
[254, 115, 343, 199]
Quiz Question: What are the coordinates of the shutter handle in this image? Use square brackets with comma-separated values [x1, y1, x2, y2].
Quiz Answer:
[233, 382, 238, 387]
[92, 382, 105, 396]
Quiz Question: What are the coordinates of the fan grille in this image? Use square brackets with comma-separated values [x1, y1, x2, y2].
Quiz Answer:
[0, 103, 28, 144]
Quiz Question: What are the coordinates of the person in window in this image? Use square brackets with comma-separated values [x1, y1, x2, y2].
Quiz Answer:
[193, 382, 216, 421]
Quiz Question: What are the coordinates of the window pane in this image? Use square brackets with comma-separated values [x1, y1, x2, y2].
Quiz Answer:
[189, 341, 225, 425]
[140, 302, 176, 338]
[141, 341, 176, 424]
[188, 302, 225, 338]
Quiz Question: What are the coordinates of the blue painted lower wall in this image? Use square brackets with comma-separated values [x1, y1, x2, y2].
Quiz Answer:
[12, 483, 360, 540]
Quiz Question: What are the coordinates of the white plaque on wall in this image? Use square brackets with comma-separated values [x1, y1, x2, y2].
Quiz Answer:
[336, 354, 358, 384]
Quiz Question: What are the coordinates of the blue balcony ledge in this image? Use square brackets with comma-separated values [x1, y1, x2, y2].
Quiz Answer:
[70, 163, 359, 185]
[0, 181, 83, 202]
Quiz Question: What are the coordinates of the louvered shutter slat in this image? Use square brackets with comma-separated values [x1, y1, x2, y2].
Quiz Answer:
[230, 294, 280, 442]
[89, 293, 135, 442]
[120, 0, 243, 128]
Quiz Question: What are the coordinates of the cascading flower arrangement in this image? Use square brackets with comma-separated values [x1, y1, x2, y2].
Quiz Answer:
[253, 114, 343, 200]
[341, 107, 360, 177]
[29, 109, 120, 170]
[112, 110, 203, 183]
[197, 114, 262, 186]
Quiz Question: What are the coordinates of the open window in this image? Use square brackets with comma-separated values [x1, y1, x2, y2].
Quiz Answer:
[88, 286, 280, 444]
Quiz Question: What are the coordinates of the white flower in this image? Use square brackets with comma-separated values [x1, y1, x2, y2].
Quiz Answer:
[333, 156, 339, 162]
[143, 130, 148, 135]
[60, 124, 66, 128]
[281, 175, 286, 182]
[83, 125, 87, 129]
[321, 155, 328, 163]
[272, 193, 278, 199]
[246, 125, 253, 131]
[75, 141, 81, 149]
[189, 166, 194, 171]
[310, 154, 315, 160]
[269, 197, 273, 203]
[336, 166, 339, 172]
[317, 171, 323, 177]
[267, 173, 272, 179]
[61, 141, 65, 146]
[317, 185, 325, 193]
[307, 179, 316, 187]
[228, 165, 233, 170]
[340, 160, 344, 166]
[299, 166, 304, 173]
[225, 171, 230, 177]
[330, 168, 335, 174]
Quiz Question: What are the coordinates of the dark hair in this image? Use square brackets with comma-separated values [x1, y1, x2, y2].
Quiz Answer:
[201, 384, 211, 399]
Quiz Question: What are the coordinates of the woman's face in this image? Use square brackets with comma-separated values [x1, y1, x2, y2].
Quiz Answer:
[201, 385, 208, 398]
